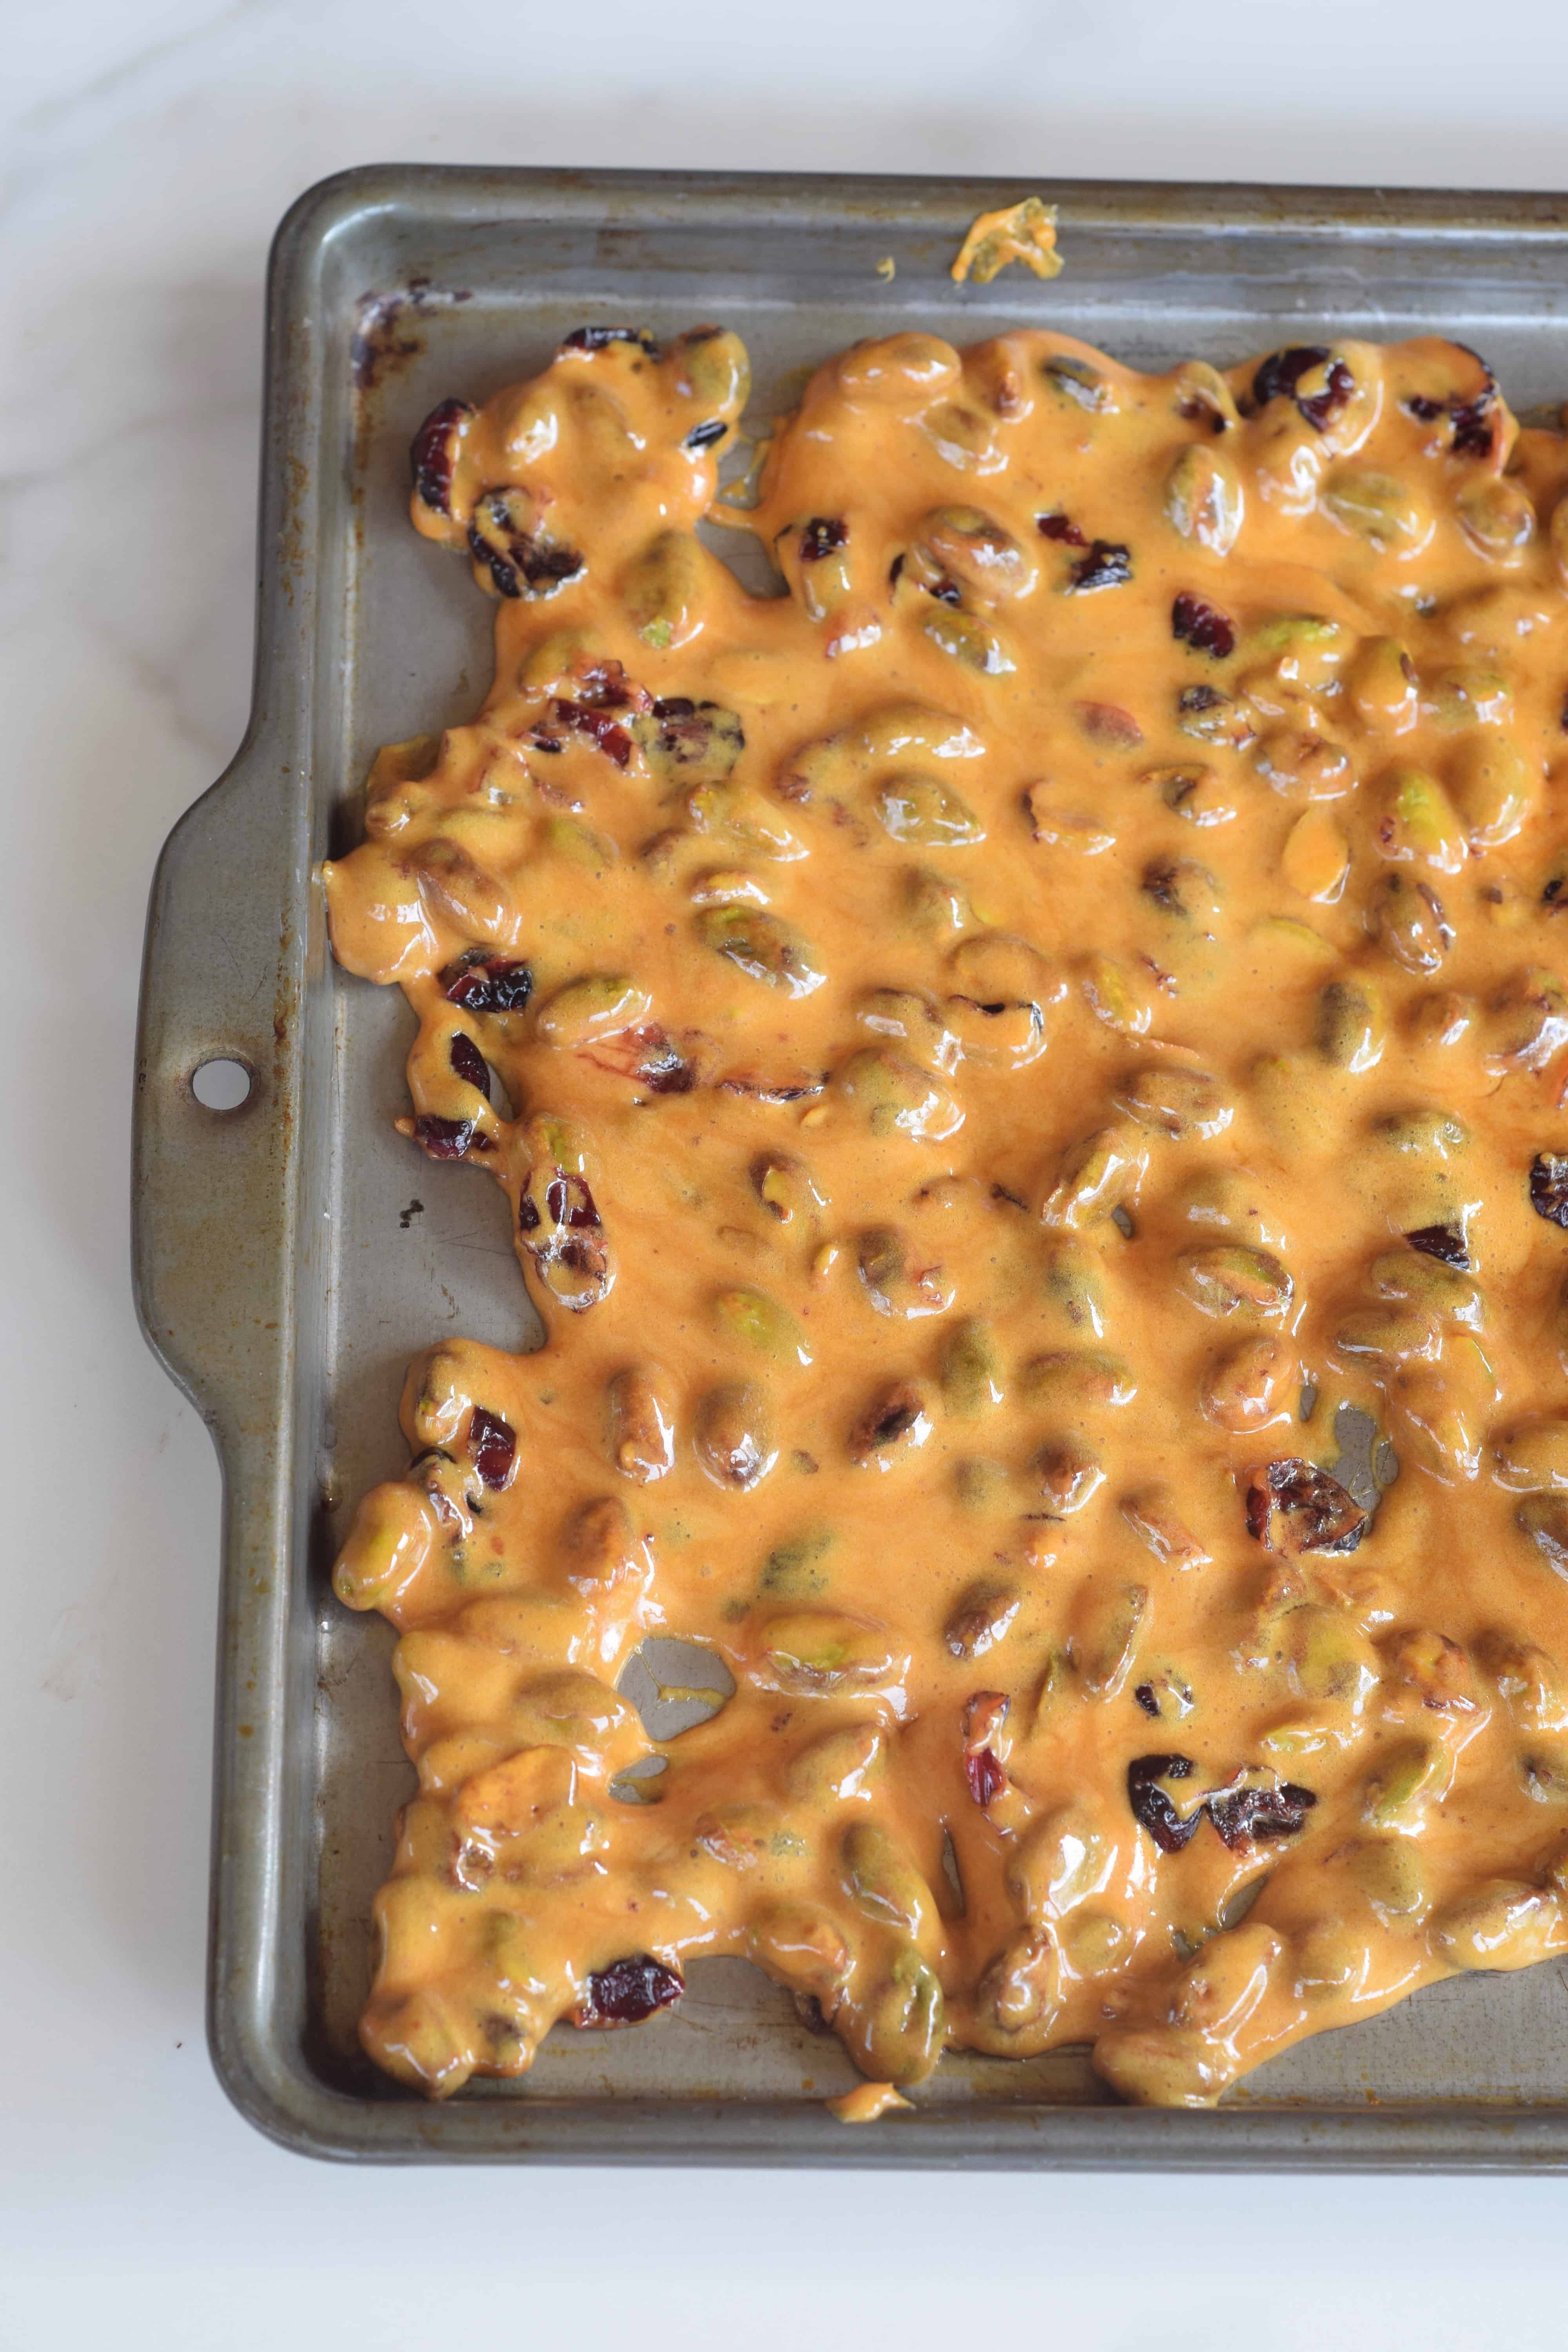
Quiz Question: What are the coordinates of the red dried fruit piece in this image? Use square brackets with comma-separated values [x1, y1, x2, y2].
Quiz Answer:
[1205, 1774, 1316, 1851]
[1251, 346, 1354, 433]
[468, 488, 584, 600]
[926, 577, 963, 606]
[467, 1405, 516, 1490]
[575, 1953, 683, 2025]
[448, 1033, 490, 1097]
[1405, 1223, 1469, 1269]
[411, 1115, 493, 1161]
[850, 1383, 929, 1457]
[965, 1748, 1006, 1808]
[799, 517, 849, 561]
[519, 1157, 612, 1310]
[545, 1172, 601, 1230]
[573, 658, 649, 713]
[1065, 539, 1132, 592]
[1530, 1152, 1568, 1228]
[1405, 360, 1501, 461]
[562, 324, 659, 356]
[1448, 388, 1499, 459]
[642, 697, 746, 775]
[1244, 1458, 1367, 1555]
[410, 396, 475, 517]
[577, 1022, 697, 1096]
[1133, 1682, 1160, 1718]
[1127, 1754, 1201, 1853]
[538, 699, 633, 768]
[1037, 510, 1087, 546]
[1298, 361, 1354, 433]
[441, 953, 534, 1014]
[1171, 592, 1236, 659]
[1252, 347, 1326, 406]
[1074, 699, 1143, 749]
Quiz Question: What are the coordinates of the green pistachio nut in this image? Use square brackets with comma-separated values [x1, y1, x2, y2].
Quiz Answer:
[697, 905, 825, 995]
[1164, 443, 1244, 555]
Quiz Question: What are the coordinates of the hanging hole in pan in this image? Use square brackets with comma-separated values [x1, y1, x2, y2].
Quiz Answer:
[1219, 1872, 1270, 1931]
[696, 512, 788, 600]
[191, 1056, 254, 1112]
[618, 1636, 736, 1740]
[1330, 1400, 1399, 1513]
[609, 1755, 669, 1806]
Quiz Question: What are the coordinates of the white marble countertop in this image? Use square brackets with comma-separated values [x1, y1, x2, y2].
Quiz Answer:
[8, 2, 1568, 2343]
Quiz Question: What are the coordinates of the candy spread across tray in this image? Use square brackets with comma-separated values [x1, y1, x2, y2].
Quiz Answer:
[324, 317, 1568, 2108]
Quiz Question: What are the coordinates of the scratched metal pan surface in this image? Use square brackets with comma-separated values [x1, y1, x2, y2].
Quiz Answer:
[134, 165, 1568, 2165]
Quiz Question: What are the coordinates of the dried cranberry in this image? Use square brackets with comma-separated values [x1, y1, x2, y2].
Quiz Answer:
[865, 1392, 924, 1446]
[641, 1038, 696, 1094]
[1403, 363, 1499, 460]
[1251, 346, 1353, 432]
[409, 396, 474, 516]
[1171, 592, 1236, 659]
[1127, 1755, 1201, 1853]
[1179, 682, 1224, 714]
[557, 1236, 606, 1279]
[1207, 1778, 1316, 1851]
[442, 954, 534, 1015]
[562, 325, 659, 356]
[1252, 346, 1328, 408]
[467, 1405, 516, 1490]
[1066, 539, 1132, 592]
[448, 1033, 490, 1097]
[1037, 511, 1087, 546]
[517, 1193, 540, 1232]
[1405, 1223, 1469, 1269]
[545, 1172, 601, 1230]
[579, 1022, 697, 1095]
[1133, 1682, 1160, 1718]
[1531, 1152, 1568, 1228]
[412, 1115, 490, 1160]
[577, 1954, 683, 2025]
[541, 699, 632, 768]
[799, 517, 849, 561]
[1245, 1458, 1367, 1554]
[1298, 358, 1354, 432]
[927, 576, 963, 606]
[965, 1748, 1006, 1807]
[1449, 385, 1499, 459]
[468, 490, 584, 599]
[573, 659, 646, 712]
[1142, 862, 1187, 914]
[684, 418, 728, 452]
[525, 543, 585, 588]
[643, 699, 744, 772]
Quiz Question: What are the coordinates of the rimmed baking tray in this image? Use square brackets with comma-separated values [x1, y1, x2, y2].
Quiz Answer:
[134, 164, 1568, 2165]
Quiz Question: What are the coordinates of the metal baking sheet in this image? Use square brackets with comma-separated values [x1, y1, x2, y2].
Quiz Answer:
[134, 165, 1568, 2165]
